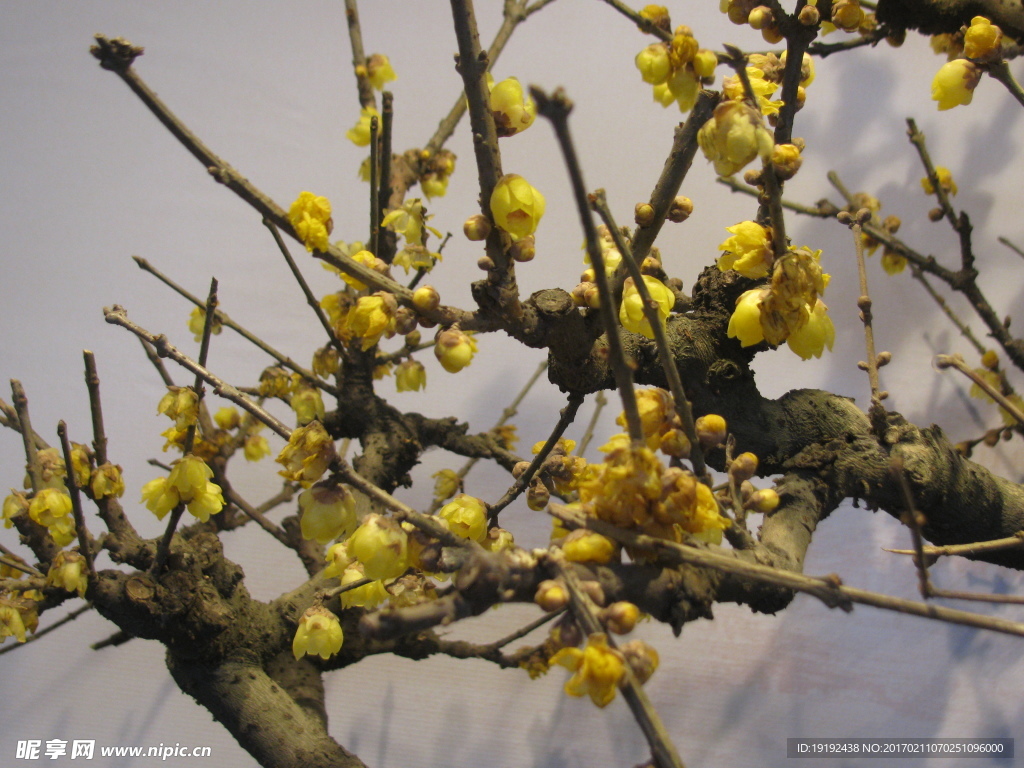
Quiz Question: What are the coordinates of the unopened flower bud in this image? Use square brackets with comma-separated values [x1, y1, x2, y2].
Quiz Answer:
[667, 196, 693, 223]
[464, 214, 492, 241]
[728, 452, 758, 483]
[527, 477, 550, 511]
[798, 4, 820, 25]
[635, 202, 656, 227]
[535, 580, 570, 612]
[770, 143, 803, 180]
[511, 235, 536, 262]
[393, 307, 418, 335]
[747, 6, 773, 29]
[412, 285, 441, 313]
[619, 640, 660, 684]
[746, 487, 780, 513]
[601, 601, 640, 634]
[695, 414, 727, 449]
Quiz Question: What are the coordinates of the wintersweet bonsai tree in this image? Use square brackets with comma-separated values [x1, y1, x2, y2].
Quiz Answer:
[3, 1, 1024, 766]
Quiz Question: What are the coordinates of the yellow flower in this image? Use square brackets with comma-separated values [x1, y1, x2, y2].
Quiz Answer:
[157, 386, 199, 430]
[292, 605, 344, 661]
[298, 483, 358, 544]
[434, 328, 478, 373]
[46, 550, 88, 598]
[69, 443, 92, 487]
[489, 77, 536, 137]
[347, 513, 409, 580]
[619, 275, 674, 339]
[786, 299, 836, 360]
[921, 166, 958, 196]
[717, 221, 772, 279]
[697, 100, 774, 176]
[0, 596, 35, 644]
[338, 563, 391, 609]
[337, 249, 380, 291]
[243, 434, 271, 462]
[214, 407, 240, 431]
[3, 491, 28, 529]
[490, 174, 546, 241]
[89, 463, 125, 499]
[346, 106, 380, 147]
[395, 359, 427, 392]
[28, 488, 71, 528]
[683, 482, 731, 543]
[288, 191, 333, 252]
[722, 67, 780, 116]
[290, 386, 326, 426]
[438, 494, 488, 542]
[881, 249, 907, 275]
[635, 43, 671, 85]
[167, 455, 224, 522]
[276, 421, 336, 487]
[550, 633, 626, 708]
[666, 67, 700, 112]
[432, 469, 461, 502]
[188, 306, 223, 343]
[931, 59, 981, 110]
[141, 476, 179, 520]
[346, 292, 397, 351]
[381, 199, 429, 245]
[963, 16, 1001, 59]
[561, 529, 619, 564]
[365, 53, 397, 90]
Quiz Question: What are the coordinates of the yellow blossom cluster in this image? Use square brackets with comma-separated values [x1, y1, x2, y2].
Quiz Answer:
[276, 421, 337, 487]
[616, 388, 691, 458]
[634, 13, 717, 113]
[572, 432, 730, 545]
[288, 191, 333, 252]
[0, 594, 38, 644]
[141, 454, 224, 523]
[382, 198, 443, 274]
[727, 246, 836, 360]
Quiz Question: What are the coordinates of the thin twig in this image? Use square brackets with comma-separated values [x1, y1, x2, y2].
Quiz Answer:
[429, 359, 548, 514]
[590, 190, 708, 481]
[103, 305, 292, 440]
[576, 390, 607, 457]
[91, 39, 475, 329]
[11, 381, 42, 492]
[133, 255, 337, 393]
[547, 550, 686, 768]
[987, 60, 1024, 109]
[82, 352, 109, 466]
[532, 86, 643, 443]
[343, 0, 376, 110]
[153, 278, 219, 573]
[261, 221, 344, 355]
[0, 604, 93, 658]
[57, 422, 94, 574]
[488, 393, 583, 520]
[935, 353, 1024, 426]
[549, 503, 1024, 639]
[630, 92, 719, 265]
